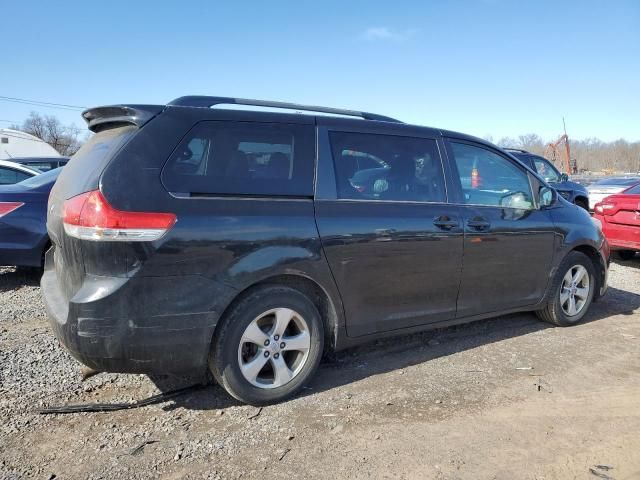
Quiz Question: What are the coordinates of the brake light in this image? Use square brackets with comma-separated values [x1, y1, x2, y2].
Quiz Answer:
[593, 201, 616, 215]
[62, 190, 176, 241]
[0, 202, 24, 218]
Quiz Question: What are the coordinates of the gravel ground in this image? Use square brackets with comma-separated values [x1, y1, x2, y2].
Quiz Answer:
[1, 258, 640, 479]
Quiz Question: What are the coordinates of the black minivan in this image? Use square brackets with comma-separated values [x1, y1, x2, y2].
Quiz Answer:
[42, 96, 609, 405]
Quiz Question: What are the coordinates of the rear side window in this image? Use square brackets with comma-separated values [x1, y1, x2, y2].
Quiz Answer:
[0, 167, 31, 185]
[162, 121, 315, 197]
[329, 131, 446, 202]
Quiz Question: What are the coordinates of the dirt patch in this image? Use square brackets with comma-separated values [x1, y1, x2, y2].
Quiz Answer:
[1, 260, 640, 479]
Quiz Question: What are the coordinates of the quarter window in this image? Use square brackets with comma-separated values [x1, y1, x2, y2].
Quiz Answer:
[162, 122, 314, 196]
[329, 131, 446, 202]
[450, 142, 534, 209]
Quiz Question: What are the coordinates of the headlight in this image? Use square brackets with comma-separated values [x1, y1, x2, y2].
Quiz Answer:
[558, 190, 572, 200]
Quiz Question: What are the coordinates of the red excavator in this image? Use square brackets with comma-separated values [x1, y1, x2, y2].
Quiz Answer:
[544, 121, 576, 174]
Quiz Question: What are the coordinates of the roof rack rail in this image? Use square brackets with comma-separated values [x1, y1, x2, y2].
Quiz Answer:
[503, 148, 529, 153]
[167, 96, 401, 123]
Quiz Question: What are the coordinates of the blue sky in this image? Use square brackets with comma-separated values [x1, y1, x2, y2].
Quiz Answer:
[2, 0, 638, 142]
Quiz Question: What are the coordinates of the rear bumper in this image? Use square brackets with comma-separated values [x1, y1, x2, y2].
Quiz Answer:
[607, 239, 640, 251]
[41, 253, 228, 375]
[599, 218, 640, 251]
[0, 238, 48, 267]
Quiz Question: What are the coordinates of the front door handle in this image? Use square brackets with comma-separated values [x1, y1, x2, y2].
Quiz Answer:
[433, 216, 459, 230]
[467, 217, 491, 231]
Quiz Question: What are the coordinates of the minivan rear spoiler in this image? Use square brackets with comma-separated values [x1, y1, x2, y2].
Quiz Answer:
[82, 105, 164, 133]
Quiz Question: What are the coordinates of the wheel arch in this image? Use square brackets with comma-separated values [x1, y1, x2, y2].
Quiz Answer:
[574, 195, 589, 209]
[571, 244, 607, 300]
[213, 273, 342, 353]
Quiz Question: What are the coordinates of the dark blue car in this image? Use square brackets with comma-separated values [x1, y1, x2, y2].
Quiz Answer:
[505, 149, 590, 210]
[0, 168, 60, 267]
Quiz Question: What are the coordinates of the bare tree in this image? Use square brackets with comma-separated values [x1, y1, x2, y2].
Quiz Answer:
[13, 112, 83, 156]
[495, 134, 640, 173]
[516, 134, 545, 155]
[497, 134, 545, 154]
[497, 137, 518, 148]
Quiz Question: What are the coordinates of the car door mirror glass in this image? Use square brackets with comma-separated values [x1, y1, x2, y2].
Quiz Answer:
[560, 173, 569, 182]
[539, 186, 554, 207]
[500, 191, 533, 209]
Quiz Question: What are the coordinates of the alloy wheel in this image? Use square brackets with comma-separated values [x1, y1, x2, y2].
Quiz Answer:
[560, 264, 590, 317]
[237, 308, 311, 389]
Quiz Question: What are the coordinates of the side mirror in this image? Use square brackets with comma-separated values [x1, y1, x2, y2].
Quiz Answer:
[539, 186, 554, 208]
[560, 173, 569, 182]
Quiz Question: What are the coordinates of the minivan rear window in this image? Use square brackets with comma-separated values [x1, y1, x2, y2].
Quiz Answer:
[161, 121, 315, 197]
[55, 125, 137, 198]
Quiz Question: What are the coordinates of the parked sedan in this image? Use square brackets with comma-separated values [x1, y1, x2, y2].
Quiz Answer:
[0, 168, 60, 267]
[593, 182, 640, 260]
[0, 159, 41, 185]
[587, 177, 640, 210]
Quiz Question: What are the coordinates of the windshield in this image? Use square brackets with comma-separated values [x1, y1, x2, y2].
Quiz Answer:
[531, 157, 561, 183]
[625, 183, 640, 194]
[19, 161, 57, 171]
[17, 167, 61, 188]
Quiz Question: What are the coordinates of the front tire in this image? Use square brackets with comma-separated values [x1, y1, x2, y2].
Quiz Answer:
[536, 251, 596, 326]
[210, 285, 324, 405]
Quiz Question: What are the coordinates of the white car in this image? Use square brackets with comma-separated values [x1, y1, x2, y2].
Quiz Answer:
[0, 159, 42, 185]
[587, 177, 640, 210]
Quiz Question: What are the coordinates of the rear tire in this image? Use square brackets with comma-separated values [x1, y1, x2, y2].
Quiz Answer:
[615, 250, 636, 261]
[209, 285, 324, 405]
[536, 251, 596, 326]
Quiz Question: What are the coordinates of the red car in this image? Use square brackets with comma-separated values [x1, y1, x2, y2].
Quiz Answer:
[593, 182, 640, 260]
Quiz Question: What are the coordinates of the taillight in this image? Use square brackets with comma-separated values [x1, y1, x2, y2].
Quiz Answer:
[0, 202, 24, 218]
[593, 202, 616, 215]
[62, 190, 176, 242]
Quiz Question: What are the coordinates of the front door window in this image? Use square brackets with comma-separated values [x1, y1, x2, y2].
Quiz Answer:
[450, 142, 534, 209]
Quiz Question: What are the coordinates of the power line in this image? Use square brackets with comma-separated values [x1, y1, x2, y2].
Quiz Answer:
[0, 95, 86, 111]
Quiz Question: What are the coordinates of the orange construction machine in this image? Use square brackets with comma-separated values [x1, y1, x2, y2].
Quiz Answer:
[544, 121, 576, 173]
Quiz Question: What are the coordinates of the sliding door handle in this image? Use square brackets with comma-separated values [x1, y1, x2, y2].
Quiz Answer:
[433, 216, 459, 230]
[467, 218, 491, 231]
